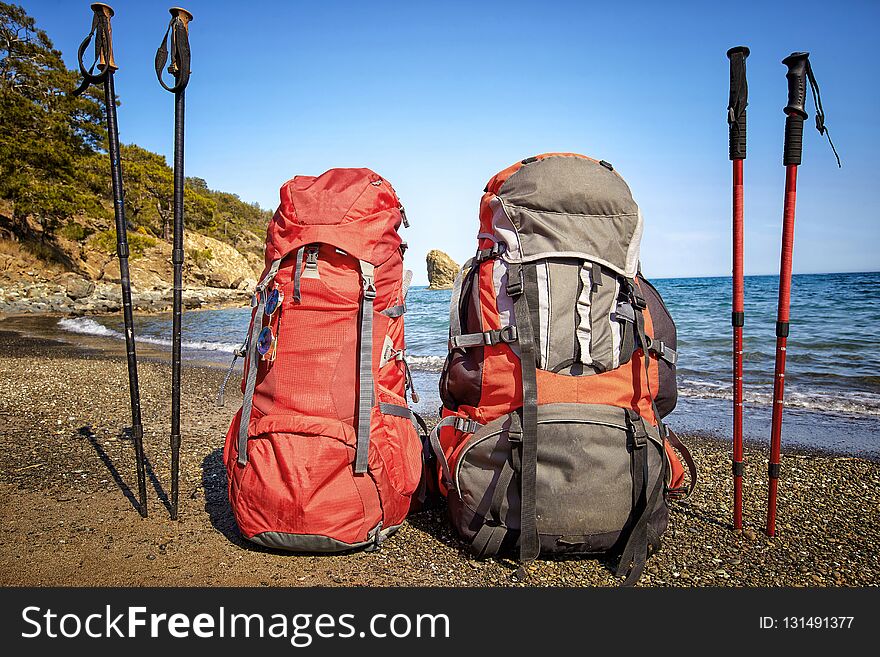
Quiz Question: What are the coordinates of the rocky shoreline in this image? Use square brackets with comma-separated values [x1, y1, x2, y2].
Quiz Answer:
[0, 275, 251, 315]
[0, 318, 877, 587]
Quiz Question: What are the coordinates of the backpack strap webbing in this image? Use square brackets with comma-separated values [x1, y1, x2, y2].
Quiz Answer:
[236, 258, 282, 466]
[615, 285, 666, 585]
[381, 269, 413, 318]
[292, 246, 305, 302]
[449, 258, 475, 340]
[507, 263, 541, 569]
[448, 326, 518, 349]
[665, 428, 698, 500]
[354, 260, 377, 474]
[427, 416, 483, 491]
[471, 413, 522, 558]
[649, 339, 678, 365]
[378, 402, 411, 419]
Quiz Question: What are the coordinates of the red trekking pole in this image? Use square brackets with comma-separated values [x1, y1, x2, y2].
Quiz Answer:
[726, 46, 748, 531]
[766, 52, 840, 537]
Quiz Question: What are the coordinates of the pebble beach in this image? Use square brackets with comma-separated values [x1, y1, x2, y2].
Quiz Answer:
[0, 318, 877, 588]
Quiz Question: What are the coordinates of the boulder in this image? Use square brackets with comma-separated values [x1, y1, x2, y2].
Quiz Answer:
[426, 250, 459, 290]
[184, 233, 259, 289]
[63, 275, 95, 300]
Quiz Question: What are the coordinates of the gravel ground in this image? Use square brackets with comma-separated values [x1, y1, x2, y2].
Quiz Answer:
[0, 324, 878, 587]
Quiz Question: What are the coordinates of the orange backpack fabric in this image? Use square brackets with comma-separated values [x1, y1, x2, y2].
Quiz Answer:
[222, 168, 422, 551]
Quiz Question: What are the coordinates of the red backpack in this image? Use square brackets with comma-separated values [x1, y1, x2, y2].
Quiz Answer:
[222, 168, 422, 552]
[430, 154, 696, 584]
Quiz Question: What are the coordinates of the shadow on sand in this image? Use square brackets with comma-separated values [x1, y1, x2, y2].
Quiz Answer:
[80, 425, 171, 517]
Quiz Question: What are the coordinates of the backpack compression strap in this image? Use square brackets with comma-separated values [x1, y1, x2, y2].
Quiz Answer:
[381, 269, 412, 318]
[665, 428, 698, 500]
[448, 258, 475, 340]
[354, 260, 377, 474]
[615, 284, 667, 585]
[507, 263, 541, 570]
[237, 258, 282, 466]
[427, 416, 484, 491]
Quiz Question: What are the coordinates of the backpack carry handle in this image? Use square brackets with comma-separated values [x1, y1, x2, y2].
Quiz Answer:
[782, 52, 809, 166]
[726, 46, 749, 161]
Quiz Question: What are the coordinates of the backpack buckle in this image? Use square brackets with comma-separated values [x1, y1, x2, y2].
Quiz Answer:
[631, 289, 647, 310]
[625, 409, 648, 448]
[506, 268, 524, 297]
[498, 325, 518, 343]
[362, 274, 377, 300]
[454, 417, 481, 434]
[305, 246, 319, 269]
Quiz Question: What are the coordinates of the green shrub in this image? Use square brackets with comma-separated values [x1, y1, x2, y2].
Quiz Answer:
[59, 221, 94, 242]
[187, 247, 213, 268]
[91, 229, 157, 258]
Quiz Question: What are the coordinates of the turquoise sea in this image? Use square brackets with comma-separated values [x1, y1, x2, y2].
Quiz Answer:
[57, 271, 880, 458]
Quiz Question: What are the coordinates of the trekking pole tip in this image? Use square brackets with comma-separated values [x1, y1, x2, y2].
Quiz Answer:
[726, 45, 750, 59]
[169, 7, 194, 25]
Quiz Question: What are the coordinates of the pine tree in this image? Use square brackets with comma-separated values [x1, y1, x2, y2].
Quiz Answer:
[0, 2, 105, 239]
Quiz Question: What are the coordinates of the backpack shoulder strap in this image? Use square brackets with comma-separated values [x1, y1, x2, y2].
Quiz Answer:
[354, 260, 377, 474]
[449, 257, 475, 340]
[237, 258, 283, 466]
[506, 262, 540, 570]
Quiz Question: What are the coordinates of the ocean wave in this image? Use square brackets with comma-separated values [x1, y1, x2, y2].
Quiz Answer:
[679, 379, 880, 417]
[406, 354, 446, 371]
[57, 317, 240, 354]
[58, 317, 124, 339]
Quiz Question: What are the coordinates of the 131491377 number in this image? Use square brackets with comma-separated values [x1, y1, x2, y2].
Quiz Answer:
[783, 617, 854, 629]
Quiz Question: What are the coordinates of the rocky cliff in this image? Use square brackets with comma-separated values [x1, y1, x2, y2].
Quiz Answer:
[0, 227, 259, 315]
[426, 250, 459, 290]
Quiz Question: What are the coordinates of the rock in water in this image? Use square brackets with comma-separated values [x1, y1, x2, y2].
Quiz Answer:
[426, 250, 459, 290]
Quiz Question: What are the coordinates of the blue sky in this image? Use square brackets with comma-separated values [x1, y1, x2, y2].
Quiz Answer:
[25, 0, 880, 283]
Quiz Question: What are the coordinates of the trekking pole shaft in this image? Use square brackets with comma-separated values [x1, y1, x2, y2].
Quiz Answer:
[170, 87, 185, 520]
[732, 158, 745, 530]
[727, 45, 748, 530]
[767, 165, 798, 537]
[104, 71, 148, 518]
[767, 52, 810, 536]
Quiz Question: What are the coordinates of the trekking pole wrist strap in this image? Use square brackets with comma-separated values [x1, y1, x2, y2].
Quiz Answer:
[155, 8, 193, 93]
[72, 5, 116, 96]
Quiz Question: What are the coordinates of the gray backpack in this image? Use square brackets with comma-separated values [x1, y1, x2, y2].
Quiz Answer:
[430, 154, 696, 585]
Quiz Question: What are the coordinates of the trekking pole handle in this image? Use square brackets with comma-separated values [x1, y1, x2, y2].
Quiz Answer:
[90, 3, 117, 71]
[169, 7, 193, 31]
[726, 46, 749, 160]
[783, 52, 809, 166]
